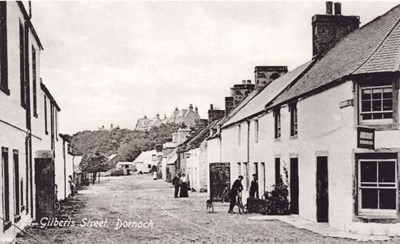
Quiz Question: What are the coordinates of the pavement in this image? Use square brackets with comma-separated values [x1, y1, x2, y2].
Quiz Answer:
[11, 174, 400, 244]
[248, 215, 390, 242]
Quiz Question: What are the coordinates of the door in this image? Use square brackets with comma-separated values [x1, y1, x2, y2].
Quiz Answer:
[290, 158, 299, 214]
[210, 163, 230, 201]
[35, 158, 55, 220]
[316, 157, 328, 222]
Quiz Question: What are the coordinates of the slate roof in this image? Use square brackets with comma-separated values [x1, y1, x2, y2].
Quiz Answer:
[179, 120, 221, 152]
[270, 4, 400, 107]
[222, 60, 313, 128]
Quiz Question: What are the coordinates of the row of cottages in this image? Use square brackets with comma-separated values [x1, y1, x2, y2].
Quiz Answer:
[207, 2, 400, 236]
[175, 105, 225, 191]
[0, 2, 73, 242]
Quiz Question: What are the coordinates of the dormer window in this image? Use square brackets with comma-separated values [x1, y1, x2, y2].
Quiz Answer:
[360, 85, 393, 122]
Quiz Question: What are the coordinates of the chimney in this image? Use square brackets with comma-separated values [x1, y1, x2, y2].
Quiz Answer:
[334, 2, 341, 15]
[312, 2, 360, 57]
[242, 80, 246, 84]
[189, 104, 193, 111]
[225, 97, 234, 115]
[195, 106, 198, 113]
[144, 115, 147, 119]
[156, 113, 160, 119]
[164, 114, 167, 119]
[326, 1, 333, 15]
[247, 80, 251, 84]
[208, 104, 225, 123]
[254, 66, 288, 90]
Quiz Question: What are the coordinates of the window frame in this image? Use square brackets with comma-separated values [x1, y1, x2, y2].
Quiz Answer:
[274, 108, 281, 139]
[2, 147, 11, 230]
[290, 103, 298, 137]
[32, 46, 37, 117]
[13, 150, 20, 222]
[355, 76, 399, 130]
[19, 20, 26, 108]
[359, 84, 393, 124]
[0, 2, 9, 95]
[358, 158, 398, 216]
[254, 120, 259, 143]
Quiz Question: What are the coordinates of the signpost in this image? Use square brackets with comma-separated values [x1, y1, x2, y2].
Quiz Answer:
[357, 127, 375, 150]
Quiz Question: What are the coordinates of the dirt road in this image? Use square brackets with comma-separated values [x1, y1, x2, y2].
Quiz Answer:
[12, 174, 398, 244]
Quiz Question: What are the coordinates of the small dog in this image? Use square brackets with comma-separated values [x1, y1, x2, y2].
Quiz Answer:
[206, 199, 214, 213]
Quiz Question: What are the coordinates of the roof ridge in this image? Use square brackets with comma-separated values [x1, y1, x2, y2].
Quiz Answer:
[352, 5, 400, 74]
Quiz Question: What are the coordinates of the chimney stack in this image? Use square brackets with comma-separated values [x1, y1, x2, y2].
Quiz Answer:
[334, 2, 341, 15]
[189, 104, 193, 111]
[242, 80, 246, 84]
[210, 104, 214, 110]
[312, 2, 360, 57]
[247, 80, 251, 84]
[326, 1, 333, 15]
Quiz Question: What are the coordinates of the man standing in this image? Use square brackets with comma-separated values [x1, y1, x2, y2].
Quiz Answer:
[228, 175, 244, 213]
[249, 174, 259, 198]
[68, 175, 75, 197]
[172, 173, 180, 198]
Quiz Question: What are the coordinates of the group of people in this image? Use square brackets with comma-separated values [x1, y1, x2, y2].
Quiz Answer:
[228, 174, 258, 213]
[172, 173, 189, 198]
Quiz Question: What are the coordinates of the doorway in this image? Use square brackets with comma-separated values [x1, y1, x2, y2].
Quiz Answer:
[316, 156, 328, 222]
[290, 158, 299, 214]
[35, 157, 55, 221]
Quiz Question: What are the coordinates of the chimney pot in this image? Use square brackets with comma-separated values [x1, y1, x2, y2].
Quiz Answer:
[242, 80, 246, 84]
[334, 2, 341, 15]
[210, 104, 214, 110]
[326, 1, 333, 15]
[247, 80, 251, 84]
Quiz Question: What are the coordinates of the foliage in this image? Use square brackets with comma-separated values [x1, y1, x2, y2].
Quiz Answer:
[70, 123, 181, 161]
[264, 166, 290, 215]
[79, 152, 110, 173]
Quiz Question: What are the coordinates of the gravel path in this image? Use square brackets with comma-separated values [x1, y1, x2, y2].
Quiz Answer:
[11, 174, 400, 244]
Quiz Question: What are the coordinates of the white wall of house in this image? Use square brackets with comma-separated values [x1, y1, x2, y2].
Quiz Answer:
[220, 79, 400, 235]
[206, 135, 222, 196]
[185, 140, 208, 191]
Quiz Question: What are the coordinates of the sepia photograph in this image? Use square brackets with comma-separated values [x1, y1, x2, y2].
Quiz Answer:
[1, 0, 400, 243]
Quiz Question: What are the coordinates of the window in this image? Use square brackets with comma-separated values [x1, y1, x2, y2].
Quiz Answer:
[0, 2, 8, 95]
[152, 154, 156, 161]
[2, 147, 10, 230]
[237, 162, 241, 176]
[32, 47, 37, 117]
[274, 108, 281, 139]
[13, 150, 20, 221]
[360, 84, 393, 122]
[19, 21, 26, 108]
[290, 103, 298, 136]
[238, 125, 241, 146]
[275, 158, 281, 186]
[359, 159, 397, 215]
[55, 109, 58, 141]
[254, 120, 259, 143]
[44, 95, 48, 134]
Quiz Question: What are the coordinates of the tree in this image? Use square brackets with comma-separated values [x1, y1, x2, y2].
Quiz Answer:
[79, 151, 109, 184]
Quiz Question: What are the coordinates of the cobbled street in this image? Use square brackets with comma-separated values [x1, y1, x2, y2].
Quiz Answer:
[13, 175, 400, 244]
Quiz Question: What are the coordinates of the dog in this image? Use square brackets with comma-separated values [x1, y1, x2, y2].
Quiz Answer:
[206, 199, 214, 213]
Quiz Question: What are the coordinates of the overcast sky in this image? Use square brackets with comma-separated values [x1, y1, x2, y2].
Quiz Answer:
[31, 0, 398, 134]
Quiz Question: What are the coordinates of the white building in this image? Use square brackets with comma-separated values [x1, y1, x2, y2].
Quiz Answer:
[210, 2, 400, 236]
[0, 2, 67, 242]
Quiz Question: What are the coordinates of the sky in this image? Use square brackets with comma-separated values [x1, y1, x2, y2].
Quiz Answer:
[31, 0, 399, 134]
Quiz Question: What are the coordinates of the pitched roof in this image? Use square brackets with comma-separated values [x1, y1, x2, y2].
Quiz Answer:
[180, 120, 220, 151]
[270, 5, 400, 107]
[133, 150, 157, 163]
[222, 60, 313, 128]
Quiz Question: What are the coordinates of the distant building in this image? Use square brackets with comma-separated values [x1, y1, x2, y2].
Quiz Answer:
[168, 104, 201, 128]
[135, 104, 202, 131]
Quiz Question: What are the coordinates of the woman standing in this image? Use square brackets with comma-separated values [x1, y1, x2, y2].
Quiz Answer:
[179, 174, 189, 197]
